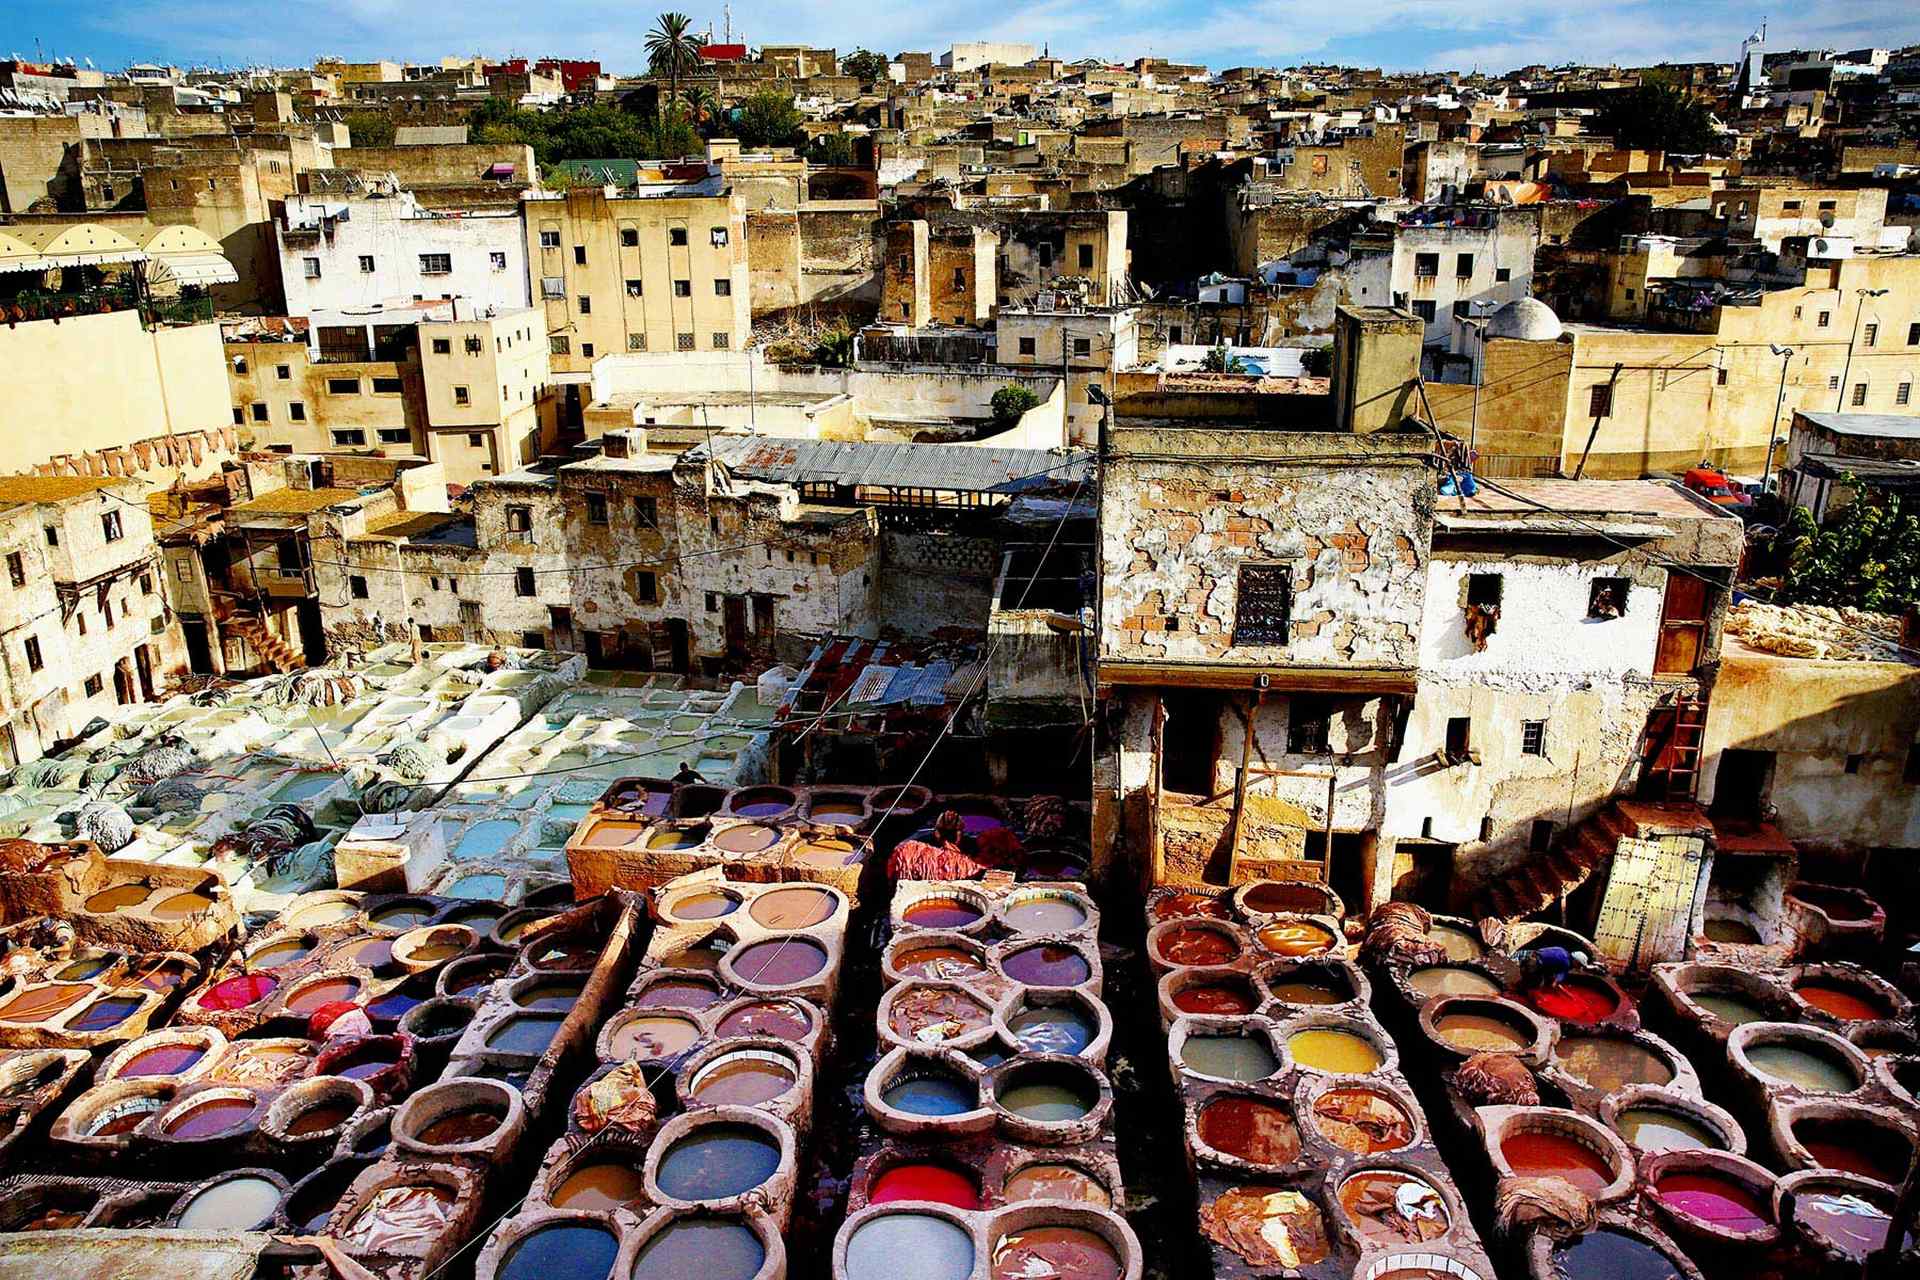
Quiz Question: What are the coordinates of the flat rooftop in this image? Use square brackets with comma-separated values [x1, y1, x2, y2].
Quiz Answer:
[227, 486, 366, 520]
[1448, 478, 1731, 521]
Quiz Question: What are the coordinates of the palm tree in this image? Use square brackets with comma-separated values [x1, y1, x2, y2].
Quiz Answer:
[645, 13, 704, 122]
[680, 84, 716, 128]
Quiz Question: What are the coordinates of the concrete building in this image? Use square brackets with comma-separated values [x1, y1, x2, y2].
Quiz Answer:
[1346, 206, 1541, 349]
[882, 219, 996, 328]
[943, 43, 1038, 74]
[0, 476, 185, 765]
[1779, 410, 1920, 520]
[997, 306, 1140, 447]
[276, 193, 531, 318]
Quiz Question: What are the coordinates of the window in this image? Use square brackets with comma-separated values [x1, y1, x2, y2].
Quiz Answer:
[1782, 199, 1801, 213]
[332, 428, 367, 446]
[102, 602, 115, 630]
[634, 496, 657, 527]
[1909, 323, 1920, 346]
[1455, 252, 1474, 277]
[1626, 288, 1636, 301]
[371, 376, 403, 394]
[710, 226, 729, 246]
[1445, 716, 1472, 760]
[714, 278, 731, 296]
[572, 245, 586, 265]
[952, 267, 966, 288]
[706, 592, 719, 612]
[550, 336, 570, 355]
[1863, 322, 1878, 348]
[1019, 337, 1036, 355]
[1589, 577, 1629, 618]
[1077, 243, 1093, 269]
[539, 230, 561, 248]
[84, 674, 103, 697]
[1073, 337, 1091, 357]
[358, 254, 375, 273]
[1852, 383, 1868, 407]
[896, 255, 910, 274]
[42, 526, 56, 548]
[1411, 299, 1437, 321]
[582, 343, 594, 358]
[1818, 199, 1837, 214]
[4, 553, 22, 588]
[1233, 564, 1291, 645]
[625, 278, 643, 297]
[636, 570, 658, 603]
[1899, 383, 1912, 407]
[620, 227, 639, 247]
[250, 402, 269, 422]
[1414, 252, 1439, 278]
[490, 251, 507, 270]
[349, 574, 369, 599]
[303, 257, 321, 279]
[1845, 753, 1864, 775]
[276, 364, 290, 380]
[467, 433, 483, 448]
[1588, 384, 1613, 418]
[76, 614, 85, 635]
[1287, 696, 1331, 755]
[233, 356, 249, 375]
[505, 505, 531, 533]
[232, 407, 244, 425]
[1495, 267, 1511, 283]
[627, 333, 646, 351]
[514, 567, 536, 597]
[673, 280, 691, 297]
[430, 338, 452, 355]
[377, 427, 409, 443]
[453, 386, 471, 406]
[712, 332, 730, 349]
[541, 276, 565, 299]
[1906, 742, 1920, 786]
[1828, 375, 1841, 390]
[102, 511, 122, 542]
[585, 493, 608, 525]
[1521, 719, 1547, 756]
[1170, 325, 1183, 344]
[1817, 310, 1831, 328]
[1452, 300, 1471, 319]
[669, 227, 688, 246]
[677, 333, 695, 351]
[327, 377, 360, 395]
[1529, 819, 1555, 853]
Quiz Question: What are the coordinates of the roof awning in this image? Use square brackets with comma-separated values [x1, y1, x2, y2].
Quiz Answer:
[1098, 661, 1418, 695]
[148, 251, 239, 286]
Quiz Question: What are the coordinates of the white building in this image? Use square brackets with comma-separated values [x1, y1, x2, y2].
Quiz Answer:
[942, 42, 1039, 73]
[1347, 207, 1541, 350]
[277, 193, 531, 320]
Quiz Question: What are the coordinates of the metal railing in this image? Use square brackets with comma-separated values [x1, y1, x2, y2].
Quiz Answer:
[0, 286, 213, 328]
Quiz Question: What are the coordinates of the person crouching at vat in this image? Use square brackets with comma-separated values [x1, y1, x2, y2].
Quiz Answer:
[1517, 946, 1590, 992]
[886, 809, 1023, 881]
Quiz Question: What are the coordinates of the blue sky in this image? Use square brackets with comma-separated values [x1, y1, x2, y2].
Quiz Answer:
[6, 0, 1917, 76]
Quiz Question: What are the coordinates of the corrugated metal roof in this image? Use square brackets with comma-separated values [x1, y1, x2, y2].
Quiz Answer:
[701, 437, 1091, 494]
[1799, 411, 1920, 440]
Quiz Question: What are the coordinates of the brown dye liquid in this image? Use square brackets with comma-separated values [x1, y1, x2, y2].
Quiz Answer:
[1313, 1088, 1416, 1153]
[991, 1225, 1121, 1280]
[1557, 1036, 1674, 1091]
[287, 1101, 355, 1135]
[1151, 892, 1227, 921]
[1157, 925, 1238, 966]
[1173, 983, 1257, 1015]
[550, 1161, 648, 1211]
[693, 1056, 797, 1105]
[150, 891, 216, 919]
[1004, 1164, 1111, 1206]
[1434, 1011, 1530, 1052]
[85, 883, 153, 912]
[417, 1107, 501, 1145]
[1198, 1096, 1301, 1165]
[1339, 1170, 1450, 1245]
[716, 1000, 811, 1040]
[748, 886, 836, 928]
[0, 984, 90, 1022]
[1270, 979, 1346, 1005]
[1257, 920, 1335, 956]
[287, 977, 361, 1014]
[895, 946, 989, 981]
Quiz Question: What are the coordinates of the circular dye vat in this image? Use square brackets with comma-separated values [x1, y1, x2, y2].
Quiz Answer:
[128, 959, 189, 992]
[717, 1000, 813, 1041]
[163, 1096, 256, 1139]
[370, 902, 432, 930]
[286, 976, 362, 1016]
[793, 836, 860, 867]
[1430, 923, 1485, 960]
[692, 1052, 798, 1105]
[219, 1041, 313, 1084]
[499, 1223, 619, 1280]
[991, 1225, 1121, 1280]
[1704, 918, 1760, 943]
[903, 898, 984, 929]
[655, 1124, 781, 1200]
[890, 988, 992, 1042]
[515, 980, 584, 1012]
[1005, 1164, 1110, 1206]
[1616, 1107, 1721, 1153]
[70, 996, 141, 1033]
[1434, 1010, 1532, 1053]
[416, 1106, 501, 1146]
[882, 1071, 976, 1117]
[1747, 1043, 1856, 1092]
[1198, 1096, 1300, 1166]
[1258, 920, 1336, 956]
[1269, 978, 1346, 1006]
[444, 961, 505, 995]
[367, 989, 424, 1022]
[1181, 1033, 1279, 1081]
[247, 937, 313, 969]
[197, 973, 278, 1011]
[287, 1101, 356, 1136]
[607, 1014, 698, 1063]
[1551, 1228, 1689, 1274]
[1242, 882, 1330, 914]
[1526, 976, 1621, 1024]
[667, 891, 739, 921]
[1002, 943, 1091, 986]
[150, 890, 216, 920]
[1655, 1170, 1769, 1231]
[846, 1212, 975, 1280]
[531, 938, 601, 971]
[486, 1014, 565, 1056]
[872, 1164, 981, 1209]
[0, 984, 91, 1023]
[632, 1217, 766, 1280]
[57, 956, 111, 981]
[810, 800, 867, 826]
[1156, 925, 1239, 967]
[1009, 1004, 1097, 1055]
[85, 883, 152, 912]
[635, 979, 722, 1010]
[344, 938, 397, 971]
[1690, 991, 1769, 1025]
[749, 886, 837, 929]
[712, 824, 781, 855]
[289, 899, 359, 928]
[1290, 1028, 1382, 1074]
[668, 940, 732, 973]
[999, 1070, 1096, 1122]
[1313, 1088, 1416, 1154]
[1795, 983, 1885, 1021]
[332, 1045, 401, 1083]
[118, 1044, 205, 1077]
[337, 1184, 456, 1252]
[731, 799, 793, 820]
[551, 1161, 650, 1212]
[895, 946, 989, 982]
[88, 1096, 164, 1136]
[1558, 1036, 1674, 1092]
[1788, 885, 1871, 921]
[731, 938, 828, 986]
[1172, 982, 1256, 1015]
[1500, 1131, 1616, 1195]
[1004, 895, 1088, 934]
[1795, 1122, 1909, 1182]
[1407, 966, 1501, 999]
[175, 1175, 281, 1230]
[1339, 1170, 1449, 1245]
[1791, 1190, 1903, 1259]
[648, 829, 704, 852]
[1151, 892, 1228, 921]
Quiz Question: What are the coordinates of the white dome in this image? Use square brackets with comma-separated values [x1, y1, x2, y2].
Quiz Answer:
[1485, 297, 1563, 341]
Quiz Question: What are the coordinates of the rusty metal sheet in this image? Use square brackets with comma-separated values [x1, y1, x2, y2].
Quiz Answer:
[0, 1230, 271, 1280]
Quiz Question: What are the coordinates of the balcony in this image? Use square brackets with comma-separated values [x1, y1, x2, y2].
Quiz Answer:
[0, 285, 213, 328]
[238, 563, 316, 598]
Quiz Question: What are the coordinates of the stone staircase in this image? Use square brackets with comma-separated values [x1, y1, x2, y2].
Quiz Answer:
[227, 613, 304, 675]
[1475, 802, 1638, 921]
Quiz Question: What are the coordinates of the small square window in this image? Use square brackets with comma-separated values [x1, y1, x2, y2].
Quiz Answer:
[1588, 384, 1613, 417]
[232, 356, 248, 375]
[585, 493, 609, 525]
[302, 257, 321, 279]
[331, 429, 366, 446]
[1588, 577, 1629, 618]
[1019, 337, 1036, 355]
[636, 570, 658, 602]
[1073, 337, 1091, 356]
[1898, 382, 1912, 407]
[432, 338, 452, 354]
[1287, 696, 1331, 755]
[673, 280, 691, 297]
[350, 575, 369, 599]
[453, 386, 470, 406]
[1412, 299, 1436, 321]
[42, 526, 56, 547]
[1414, 252, 1439, 278]
[626, 279, 643, 297]
[1845, 753, 1864, 775]
[627, 333, 646, 351]
[358, 255, 375, 273]
[490, 251, 507, 270]
[5, 552, 23, 588]
[505, 505, 531, 533]
[670, 227, 688, 246]
[102, 511, 123, 542]
[712, 332, 730, 350]
[467, 433, 483, 447]
[1445, 716, 1472, 760]
[515, 567, 537, 596]
[1495, 267, 1511, 283]
[635, 496, 658, 526]
[84, 674, 103, 697]
[1521, 719, 1547, 756]
[677, 333, 695, 351]
[711, 226, 729, 246]
[289, 402, 306, 421]
[371, 376, 402, 394]
[577, 295, 592, 315]
[377, 427, 409, 443]
[232, 406, 244, 425]
[714, 278, 731, 296]
[1529, 819, 1555, 852]
[1817, 310, 1831, 328]
[276, 364, 290, 380]
[250, 402, 268, 422]
[706, 592, 719, 612]
[1863, 323, 1878, 348]
[573, 245, 587, 265]
[550, 336, 571, 355]
[1455, 252, 1474, 277]
[620, 227, 639, 247]
[582, 343, 594, 358]
[1077, 243, 1093, 269]
[327, 377, 360, 395]
[1851, 383, 1868, 407]
[540, 230, 561, 248]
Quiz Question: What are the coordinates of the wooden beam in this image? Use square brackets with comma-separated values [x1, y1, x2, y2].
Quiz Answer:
[1226, 691, 1260, 885]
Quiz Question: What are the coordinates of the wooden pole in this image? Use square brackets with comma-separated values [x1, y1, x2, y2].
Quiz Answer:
[1227, 692, 1258, 884]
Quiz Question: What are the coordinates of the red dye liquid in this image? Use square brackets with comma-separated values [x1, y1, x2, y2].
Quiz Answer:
[198, 973, 279, 1011]
[1799, 1130, 1907, 1183]
[1158, 926, 1237, 966]
[1500, 1131, 1616, 1196]
[1795, 984, 1885, 1021]
[1526, 977, 1621, 1024]
[1656, 1172, 1769, 1232]
[1172, 984, 1256, 1015]
[1151, 892, 1228, 921]
[870, 1163, 982, 1209]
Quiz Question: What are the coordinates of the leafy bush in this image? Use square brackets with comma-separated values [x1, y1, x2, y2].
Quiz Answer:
[991, 384, 1041, 425]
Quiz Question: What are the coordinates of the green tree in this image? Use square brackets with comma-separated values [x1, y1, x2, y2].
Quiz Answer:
[734, 90, 804, 148]
[679, 84, 717, 130]
[808, 131, 856, 166]
[1200, 344, 1248, 374]
[1298, 346, 1332, 376]
[841, 49, 889, 86]
[812, 328, 856, 367]
[645, 11, 704, 113]
[1596, 83, 1720, 155]
[1780, 491, 1920, 613]
[470, 98, 699, 167]
[342, 110, 394, 147]
[991, 384, 1041, 426]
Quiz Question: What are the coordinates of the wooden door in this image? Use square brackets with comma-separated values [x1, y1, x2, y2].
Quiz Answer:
[1655, 574, 1711, 674]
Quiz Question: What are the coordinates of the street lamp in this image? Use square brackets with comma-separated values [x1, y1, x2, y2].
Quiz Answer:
[1765, 343, 1793, 497]
[1835, 287, 1889, 411]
